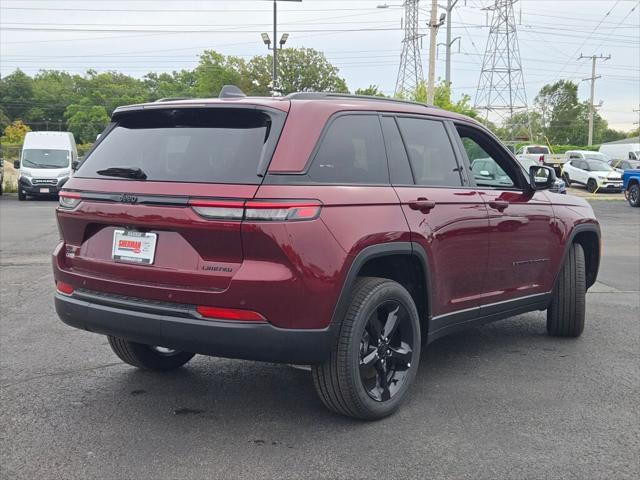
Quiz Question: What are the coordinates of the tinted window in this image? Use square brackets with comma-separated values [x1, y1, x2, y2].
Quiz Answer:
[380, 116, 413, 185]
[396, 118, 462, 187]
[308, 115, 388, 184]
[76, 108, 282, 184]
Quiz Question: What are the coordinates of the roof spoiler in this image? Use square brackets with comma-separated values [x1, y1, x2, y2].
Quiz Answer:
[219, 85, 246, 99]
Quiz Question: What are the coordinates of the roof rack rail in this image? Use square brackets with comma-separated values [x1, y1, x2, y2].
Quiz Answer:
[154, 97, 192, 102]
[219, 85, 247, 99]
[284, 92, 433, 108]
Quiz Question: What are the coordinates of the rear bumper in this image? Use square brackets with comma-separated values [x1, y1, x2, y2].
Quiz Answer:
[54, 292, 334, 364]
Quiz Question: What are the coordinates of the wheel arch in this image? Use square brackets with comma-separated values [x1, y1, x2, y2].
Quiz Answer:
[330, 242, 432, 337]
[560, 224, 601, 289]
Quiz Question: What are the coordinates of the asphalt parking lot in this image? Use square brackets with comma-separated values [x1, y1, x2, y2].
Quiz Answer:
[1, 195, 638, 480]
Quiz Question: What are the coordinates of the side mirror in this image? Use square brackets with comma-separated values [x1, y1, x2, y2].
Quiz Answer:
[529, 165, 556, 191]
[72, 159, 81, 170]
[13, 160, 20, 169]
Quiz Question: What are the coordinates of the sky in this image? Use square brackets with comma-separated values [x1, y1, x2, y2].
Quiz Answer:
[1, 0, 639, 131]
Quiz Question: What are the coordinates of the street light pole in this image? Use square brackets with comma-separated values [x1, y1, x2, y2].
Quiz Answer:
[444, 0, 459, 85]
[273, 0, 277, 92]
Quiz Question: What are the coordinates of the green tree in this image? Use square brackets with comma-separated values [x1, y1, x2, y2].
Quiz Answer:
[76, 70, 148, 114]
[64, 101, 110, 143]
[534, 81, 586, 144]
[194, 51, 252, 97]
[144, 70, 197, 100]
[1, 120, 31, 143]
[354, 85, 387, 97]
[409, 81, 478, 118]
[0, 69, 34, 120]
[248, 48, 348, 95]
[495, 111, 544, 142]
[276, 48, 348, 94]
[29, 70, 80, 127]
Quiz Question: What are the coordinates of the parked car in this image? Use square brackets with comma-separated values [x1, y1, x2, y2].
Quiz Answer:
[622, 168, 640, 207]
[565, 150, 610, 163]
[516, 156, 566, 194]
[607, 158, 640, 173]
[562, 157, 623, 193]
[53, 89, 601, 420]
[14, 131, 77, 201]
[515, 144, 565, 174]
[599, 137, 640, 162]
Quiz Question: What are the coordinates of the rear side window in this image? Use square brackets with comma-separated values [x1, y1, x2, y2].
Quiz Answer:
[76, 108, 284, 184]
[396, 118, 462, 187]
[308, 115, 388, 184]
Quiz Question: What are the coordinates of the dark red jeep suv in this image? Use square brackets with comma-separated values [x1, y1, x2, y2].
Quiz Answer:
[53, 89, 600, 419]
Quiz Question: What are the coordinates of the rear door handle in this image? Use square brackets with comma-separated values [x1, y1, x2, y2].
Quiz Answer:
[408, 198, 436, 213]
[488, 200, 509, 211]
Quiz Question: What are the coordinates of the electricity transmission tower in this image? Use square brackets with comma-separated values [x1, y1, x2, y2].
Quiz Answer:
[475, 0, 531, 139]
[395, 0, 424, 97]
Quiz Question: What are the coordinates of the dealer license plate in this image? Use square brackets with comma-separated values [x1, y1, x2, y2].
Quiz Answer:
[112, 229, 157, 265]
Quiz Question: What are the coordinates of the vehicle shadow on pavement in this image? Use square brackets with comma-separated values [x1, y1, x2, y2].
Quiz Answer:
[86, 313, 556, 427]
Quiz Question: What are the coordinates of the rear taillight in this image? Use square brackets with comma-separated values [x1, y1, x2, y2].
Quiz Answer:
[56, 281, 74, 295]
[188, 199, 244, 220]
[244, 201, 321, 221]
[539, 155, 545, 164]
[59, 191, 81, 209]
[189, 199, 321, 222]
[196, 305, 266, 322]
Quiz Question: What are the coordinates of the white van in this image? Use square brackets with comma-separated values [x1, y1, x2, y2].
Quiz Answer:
[599, 138, 640, 162]
[15, 131, 77, 201]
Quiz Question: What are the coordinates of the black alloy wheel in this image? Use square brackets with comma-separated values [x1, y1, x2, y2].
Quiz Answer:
[311, 277, 421, 420]
[359, 300, 415, 402]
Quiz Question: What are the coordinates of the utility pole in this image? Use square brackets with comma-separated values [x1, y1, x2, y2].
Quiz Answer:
[442, 0, 459, 85]
[427, 0, 445, 103]
[579, 54, 610, 146]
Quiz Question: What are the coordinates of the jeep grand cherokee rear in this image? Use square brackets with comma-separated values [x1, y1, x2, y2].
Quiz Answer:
[54, 91, 600, 420]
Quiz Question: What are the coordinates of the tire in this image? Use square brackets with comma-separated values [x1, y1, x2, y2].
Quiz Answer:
[562, 173, 571, 187]
[107, 336, 195, 371]
[627, 183, 640, 207]
[311, 277, 421, 420]
[586, 178, 598, 193]
[547, 242, 586, 337]
[18, 189, 26, 201]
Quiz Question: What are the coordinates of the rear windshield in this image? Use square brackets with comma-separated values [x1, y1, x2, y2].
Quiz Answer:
[22, 149, 70, 169]
[76, 107, 284, 184]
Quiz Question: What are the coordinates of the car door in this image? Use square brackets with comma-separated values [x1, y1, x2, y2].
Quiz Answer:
[572, 160, 589, 185]
[381, 115, 489, 321]
[452, 123, 562, 310]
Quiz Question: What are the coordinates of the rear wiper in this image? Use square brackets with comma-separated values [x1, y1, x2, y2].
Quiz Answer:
[96, 167, 147, 180]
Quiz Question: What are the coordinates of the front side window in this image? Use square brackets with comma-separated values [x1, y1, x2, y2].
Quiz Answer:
[455, 124, 521, 189]
[308, 114, 388, 184]
[395, 117, 462, 187]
